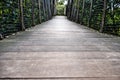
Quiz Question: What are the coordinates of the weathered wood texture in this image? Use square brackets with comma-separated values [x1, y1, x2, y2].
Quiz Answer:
[0, 16, 120, 80]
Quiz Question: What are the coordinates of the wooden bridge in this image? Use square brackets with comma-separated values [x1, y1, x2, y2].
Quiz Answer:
[0, 0, 120, 80]
[0, 16, 120, 80]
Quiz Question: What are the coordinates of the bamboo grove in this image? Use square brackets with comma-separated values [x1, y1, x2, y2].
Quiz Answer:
[0, 0, 55, 39]
[66, 0, 120, 35]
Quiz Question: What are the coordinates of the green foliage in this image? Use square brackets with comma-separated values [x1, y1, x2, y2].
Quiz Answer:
[0, 0, 55, 38]
[0, 0, 20, 36]
[56, 0, 65, 15]
[56, 5, 65, 15]
[66, 0, 120, 36]
[23, 0, 32, 28]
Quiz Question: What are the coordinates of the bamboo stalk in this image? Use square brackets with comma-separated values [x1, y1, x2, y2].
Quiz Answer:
[100, 0, 107, 32]
[19, 0, 25, 30]
[88, 0, 93, 27]
[32, 0, 35, 26]
[80, 0, 85, 24]
[38, 0, 41, 23]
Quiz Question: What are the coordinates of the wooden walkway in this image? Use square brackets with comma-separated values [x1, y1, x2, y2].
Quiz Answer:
[0, 16, 120, 80]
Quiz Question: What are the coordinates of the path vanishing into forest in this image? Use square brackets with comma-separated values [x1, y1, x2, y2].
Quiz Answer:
[0, 16, 120, 80]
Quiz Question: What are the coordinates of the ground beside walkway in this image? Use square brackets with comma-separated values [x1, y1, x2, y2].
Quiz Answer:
[0, 16, 120, 80]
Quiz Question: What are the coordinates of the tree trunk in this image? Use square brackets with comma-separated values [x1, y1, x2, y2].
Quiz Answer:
[100, 0, 107, 32]
[38, 0, 41, 23]
[70, 0, 74, 20]
[32, 0, 35, 26]
[75, 0, 80, 23]
[88, 0, 93, 27]
[81, 0, 85, 24]
[42, 0, 46, 21]
[67, 0, 70, 18]
[51, 0, 55, 16]
[19, 0, 25, 31]
[43, 0, 47, 20]
[48, 0, 52, 19]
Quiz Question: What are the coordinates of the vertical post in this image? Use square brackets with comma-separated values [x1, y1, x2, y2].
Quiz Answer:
[88, 0, 93, 27]
[66, 0, 69, 18]
[70, 0, 74, 20]
[38, 0, 41, 23]
[54, 0, 57, 16]
[48, 0, 52, 19]
[47, 0, 50, 19]
[75, 0, 80, 22]
[72, 0, 76, 21]
[44, 0, 48, 20]
[100, 0, 107, 32]
[80, 0, 85, 24]
[71, 5, 74, 20]
[19, 0, 25, 30]
[51, 0, 55, 16]
[51, 0, 54, 16]
[32, 0, 35, 26]
[42, 0, 46, 21]
[111, 0, 115, 25]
